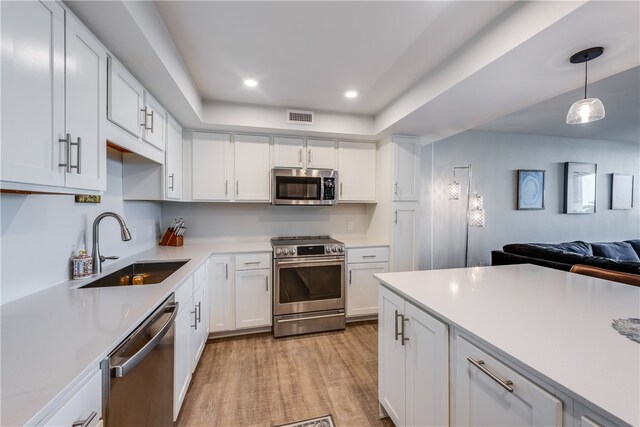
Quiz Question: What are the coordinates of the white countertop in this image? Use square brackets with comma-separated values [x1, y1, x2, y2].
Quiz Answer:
[336, 236, 389, 248]
[375, 264, 640, 426]
[1, 240, 270, 426]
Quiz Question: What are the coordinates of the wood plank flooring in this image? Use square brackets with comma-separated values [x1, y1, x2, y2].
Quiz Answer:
[176, 321, 395, 427]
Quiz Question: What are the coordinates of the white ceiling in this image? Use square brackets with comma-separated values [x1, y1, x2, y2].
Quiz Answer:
[154, 1, 514, 115]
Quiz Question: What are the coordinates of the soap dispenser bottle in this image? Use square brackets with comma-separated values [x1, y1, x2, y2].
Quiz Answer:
[72, 245, 93, 279]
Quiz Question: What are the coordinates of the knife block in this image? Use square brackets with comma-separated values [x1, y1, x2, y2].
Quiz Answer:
[159, 228, 183, 247]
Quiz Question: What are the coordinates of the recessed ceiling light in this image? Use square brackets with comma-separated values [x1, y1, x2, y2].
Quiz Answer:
[244, 79, 258, 87]
[344, 90, 358, 98]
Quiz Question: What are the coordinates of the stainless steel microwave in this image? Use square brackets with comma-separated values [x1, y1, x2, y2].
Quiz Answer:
[272, 168, 338, 205]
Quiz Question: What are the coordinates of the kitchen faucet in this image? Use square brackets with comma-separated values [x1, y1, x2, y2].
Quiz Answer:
[92, 212, 132, 274]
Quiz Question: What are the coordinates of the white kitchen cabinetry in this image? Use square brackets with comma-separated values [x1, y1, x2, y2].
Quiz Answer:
[393, 137, 419, 201]
[141, 92, 167, 151]
[208, 256, 233, 333]
[573, 401, 617, 427]
[107, 56, 144, 139]
[346, 247, 388, 318]
[192, 132, 233, 201]
[338, 141, 376, 202]
[273, 136, 305, 168]
[38, 368, 102, 427]
[190, 264, 208, 372]
[306, 139, 336, 169]
[378, 286, 449, 427]
[173, 290, 192, 421]
[454, 334, 562, 426]
[234, 135, 270, 201]
[235, 269, 272, 329]
[165, 116, 183, 199]
[392, 204, 417, 272]
[1, 3, 106, 193]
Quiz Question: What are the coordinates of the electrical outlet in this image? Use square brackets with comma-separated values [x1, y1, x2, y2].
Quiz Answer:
[347, 220, 354, 231]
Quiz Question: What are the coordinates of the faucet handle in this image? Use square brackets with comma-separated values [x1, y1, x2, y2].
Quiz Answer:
[100, 255, 119, 262]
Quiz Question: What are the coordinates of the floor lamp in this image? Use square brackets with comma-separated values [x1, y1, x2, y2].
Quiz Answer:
[449, 164, 485, 267]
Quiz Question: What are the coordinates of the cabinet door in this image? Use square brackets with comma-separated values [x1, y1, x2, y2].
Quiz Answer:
[174, 300, 192, 421]
[107, 56, 144, 138]
[338, 141, 376, 201]
[41, 369, 101, 427]
[235, 269, 271, 329]
[208, 256, 233, 332]
[1, 1, 65, 187]
[393, 138, 419, 201]
[392, 205, 417, 272]
[405, 302, 449, 427]
[142, 92, 166, 151]
[347, 262, 388, 317]
[64, 13, 106, 191]
[454, 335, 562, 427]
[378, 286, 406, 427]
[190, 284, 207, 372]
[306, 139, 336, 169]
[234, 134, 270, 201]
[192, 132, 232, 200]
[165, 116, 183, 200]
[273, 136, 305, 168]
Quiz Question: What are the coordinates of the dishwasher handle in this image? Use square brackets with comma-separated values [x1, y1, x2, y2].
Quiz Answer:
[111, 302, 178, 378]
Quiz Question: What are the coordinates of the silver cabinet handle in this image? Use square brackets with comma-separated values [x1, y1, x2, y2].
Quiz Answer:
[308, 149, 311, 164]
[394, 182, 398, 195]
[148, 109, 154, 132]
[59, 133, 71, 173]
[340, 182, 343, 197]
[244, 261, 261, 265]
[225, 263, 228, 280]
[298, 148, 302, 164]
[71, 411, 97, 427]
[394, 211, 398, 224]
[225, 179, 228, 197]
[362, 255, 377, 258]
[191, 308, 197, 330]
[74, 136, 81, 174]
[169, 173, 175, 191]
[196, 301, 202, 324]
[348, 270, 352, 284]
[467, 357, 514, 392]
[140, 106, 148, 127]
[236, 180, 239, 197]
[401, 316, 409, 345]
[265, 276, 269, 292]
[394, 310, 402, 341]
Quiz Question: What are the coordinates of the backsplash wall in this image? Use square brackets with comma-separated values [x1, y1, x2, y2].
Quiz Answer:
[0, 149, 162, 305]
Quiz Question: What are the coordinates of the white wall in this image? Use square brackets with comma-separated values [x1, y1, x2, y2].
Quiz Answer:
[161, 202, 370, 242]
[0, 149, 161, 304]
[420, 130, 640, 269]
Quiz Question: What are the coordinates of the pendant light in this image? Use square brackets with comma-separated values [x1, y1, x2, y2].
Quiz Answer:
[566, 47, 605, 124]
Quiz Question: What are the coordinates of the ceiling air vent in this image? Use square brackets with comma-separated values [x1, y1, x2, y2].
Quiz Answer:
[287, 109, 315, 125]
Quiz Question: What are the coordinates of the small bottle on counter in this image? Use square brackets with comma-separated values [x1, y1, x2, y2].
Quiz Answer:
[72, 245, 93, 279]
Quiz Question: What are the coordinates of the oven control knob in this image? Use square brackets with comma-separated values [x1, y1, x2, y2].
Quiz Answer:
[275, 248, 282, 255]
[337, 246, 344, 253]
[283, 248, 289, 255]
[290, 248, 296, 255]
[326, 246, 333, 253]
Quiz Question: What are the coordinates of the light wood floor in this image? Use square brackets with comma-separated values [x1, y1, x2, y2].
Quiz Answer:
[176, 321, 395, 427]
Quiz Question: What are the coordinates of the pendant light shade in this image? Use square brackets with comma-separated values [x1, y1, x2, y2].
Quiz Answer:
[566, 47, 605, 125]
[448, 180, 461, 200]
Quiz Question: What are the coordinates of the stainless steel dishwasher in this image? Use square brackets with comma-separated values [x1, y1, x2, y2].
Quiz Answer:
[101, 294, 177, 427]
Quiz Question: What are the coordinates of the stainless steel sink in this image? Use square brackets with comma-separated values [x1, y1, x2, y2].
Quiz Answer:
[80, 260, 190, 289]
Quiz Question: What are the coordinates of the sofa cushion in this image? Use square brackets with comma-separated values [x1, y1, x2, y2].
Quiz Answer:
[503, 241, 592, 257]
[591, 242, 640, 262]
[625, 240, 640, 257]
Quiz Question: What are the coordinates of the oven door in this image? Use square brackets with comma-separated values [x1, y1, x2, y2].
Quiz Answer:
[273, 256, 345, 315]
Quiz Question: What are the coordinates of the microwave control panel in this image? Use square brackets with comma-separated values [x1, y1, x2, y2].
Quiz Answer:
[323, 178, 336, 200]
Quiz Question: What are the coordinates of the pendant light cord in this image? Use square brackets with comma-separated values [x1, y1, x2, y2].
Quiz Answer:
[584, 59, 588, 99]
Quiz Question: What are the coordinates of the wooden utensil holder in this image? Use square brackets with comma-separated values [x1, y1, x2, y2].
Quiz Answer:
[159, 228, 184, 246]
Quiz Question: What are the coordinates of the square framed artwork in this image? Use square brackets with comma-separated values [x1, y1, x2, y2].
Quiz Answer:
[564, 162, 597, 214]
[611, 173, 634, 209]
[517, 170, 545, 210]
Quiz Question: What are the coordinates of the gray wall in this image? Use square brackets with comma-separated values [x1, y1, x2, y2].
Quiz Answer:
[420, 130, 640, 269]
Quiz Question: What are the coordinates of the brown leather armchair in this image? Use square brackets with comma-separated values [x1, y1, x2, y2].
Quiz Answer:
[570, 264, 640, 287]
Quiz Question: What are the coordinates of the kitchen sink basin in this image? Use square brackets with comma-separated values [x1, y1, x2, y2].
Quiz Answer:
[80, 260, 190, 289]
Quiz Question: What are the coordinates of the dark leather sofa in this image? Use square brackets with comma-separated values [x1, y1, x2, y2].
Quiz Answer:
[491, 240, 640, 274]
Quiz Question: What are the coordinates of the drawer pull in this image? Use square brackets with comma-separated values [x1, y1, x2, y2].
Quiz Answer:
[362, 255, 377, 258]
[71, 411, 97, 427]
[467, 357, 514, 392]
[244, 261, 261, 265]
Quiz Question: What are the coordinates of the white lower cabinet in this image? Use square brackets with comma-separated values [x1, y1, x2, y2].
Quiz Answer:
[378, 286, 449, 427]
[346, 247, 389, 318]
[173, 293, 192, 421]
[235, 269, 272, 329]
[190, 269, 208, 372]
[454, 334, 562, 426]
[572, 401, 618, 427]
[208, 256, 233, 332]
[39, 368, 102, 427]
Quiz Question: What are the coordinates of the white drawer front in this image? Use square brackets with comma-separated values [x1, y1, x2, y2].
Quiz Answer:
[235, 253, 271, 270]
[41, 369, 101, 427]
[193, 262, 207, 291]
[174, 275, 193, 314]
[347, 246, 389, 263]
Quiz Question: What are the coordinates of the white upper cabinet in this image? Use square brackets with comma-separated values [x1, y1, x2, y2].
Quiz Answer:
[107, 56, 144, 139]
[165, 116, 183, 200]
[338, 141, 376, 202]
[1, 2, 105, 193]
[192, 132, 233, 201]
[234, 135, 270, 202]
[273, 137, 305, 168]
[306, 139, 336, 169]
[142, 92, 166, 151]
[393, 137, 419, 201]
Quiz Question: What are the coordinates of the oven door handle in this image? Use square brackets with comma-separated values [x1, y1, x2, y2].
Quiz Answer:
[276, 312, 345, 323]
[275, 257, 344, 267]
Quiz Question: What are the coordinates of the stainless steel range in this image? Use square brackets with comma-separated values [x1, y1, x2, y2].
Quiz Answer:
[271, 236, 345, 337]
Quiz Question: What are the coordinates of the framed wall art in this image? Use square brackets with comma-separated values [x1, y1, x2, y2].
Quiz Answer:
[517, 170, 545, 210]
[563, 162, 597, 214]
[611, 173, 634, 209]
